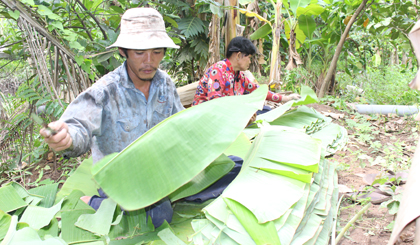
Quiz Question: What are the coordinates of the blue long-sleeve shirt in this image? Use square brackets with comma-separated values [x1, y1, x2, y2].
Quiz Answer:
[59, 61, 184, 164]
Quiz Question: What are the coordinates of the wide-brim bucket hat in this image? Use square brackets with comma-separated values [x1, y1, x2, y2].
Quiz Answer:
[107, 8, 179, 50]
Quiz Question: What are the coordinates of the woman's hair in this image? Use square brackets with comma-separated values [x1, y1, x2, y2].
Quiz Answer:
[226, 36, 257, 58]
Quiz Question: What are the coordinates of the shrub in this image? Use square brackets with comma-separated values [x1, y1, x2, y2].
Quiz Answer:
[336, 66, 419, 105]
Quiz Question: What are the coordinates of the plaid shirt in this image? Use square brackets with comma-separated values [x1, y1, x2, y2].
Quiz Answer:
[192, 59, 282, 105]
[60, 61, 184, 164]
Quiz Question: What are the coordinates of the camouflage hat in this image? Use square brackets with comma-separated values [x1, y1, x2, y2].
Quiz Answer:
[108, 8, 179, 50]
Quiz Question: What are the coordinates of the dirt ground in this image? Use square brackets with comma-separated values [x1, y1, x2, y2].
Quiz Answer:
[309, 103, 417, 245]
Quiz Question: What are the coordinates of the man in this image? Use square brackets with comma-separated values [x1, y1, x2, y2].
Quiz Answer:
[193, 36, 300, 106]
[40, 8, 183, 227]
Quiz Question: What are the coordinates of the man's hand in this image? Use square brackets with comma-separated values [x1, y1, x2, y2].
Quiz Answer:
[281, 93, 301, 102]
[40, 121, 72, 152]
[247, 113, 257, 127]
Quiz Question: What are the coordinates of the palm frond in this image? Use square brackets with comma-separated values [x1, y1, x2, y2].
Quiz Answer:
[177, 17, 206, 39]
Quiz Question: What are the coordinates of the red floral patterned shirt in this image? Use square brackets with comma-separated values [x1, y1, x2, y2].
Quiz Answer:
[192, 59, 282, 105]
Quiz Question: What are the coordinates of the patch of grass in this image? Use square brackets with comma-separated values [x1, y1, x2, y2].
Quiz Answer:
[336, 65, 419, 105]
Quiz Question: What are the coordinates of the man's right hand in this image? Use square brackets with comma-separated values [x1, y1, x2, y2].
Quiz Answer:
[40, 121, 72, 152]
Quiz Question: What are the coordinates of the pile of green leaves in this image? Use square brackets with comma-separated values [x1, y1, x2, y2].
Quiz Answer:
[0, 85, 347, 244]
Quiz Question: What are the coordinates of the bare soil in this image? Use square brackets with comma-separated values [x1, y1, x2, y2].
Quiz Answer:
[308, 103, 416, 245]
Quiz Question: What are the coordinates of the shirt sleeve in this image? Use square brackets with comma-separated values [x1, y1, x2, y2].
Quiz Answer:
[192, 66, 226, 105]
[243, 75, 282, 102]
[170, 82, 185, 114]
[58, 86, 104, 158]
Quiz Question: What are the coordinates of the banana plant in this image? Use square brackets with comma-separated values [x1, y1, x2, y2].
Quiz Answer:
[241, 0, 325, 84]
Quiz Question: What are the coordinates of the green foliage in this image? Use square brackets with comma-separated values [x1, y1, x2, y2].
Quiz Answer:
[176, 17, 206, 39]
[336, 66, 419, 105]
[0, 75, 68, 172]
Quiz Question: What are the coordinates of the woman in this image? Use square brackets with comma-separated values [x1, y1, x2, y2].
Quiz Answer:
[192, 36, 300, 106]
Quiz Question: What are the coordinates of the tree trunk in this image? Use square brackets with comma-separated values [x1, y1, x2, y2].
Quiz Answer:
[402, 51, 408, 65]
[268, 1, 282, 85]
[285, 28, 297, 71]
[394, 46, 399, 65]
[205, 0, 222, 70]
[317, 0, 369, 98]
[225, 0, 238, 47]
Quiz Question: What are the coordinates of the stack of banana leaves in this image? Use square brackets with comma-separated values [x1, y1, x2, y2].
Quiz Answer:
[0, 85, 347, 245]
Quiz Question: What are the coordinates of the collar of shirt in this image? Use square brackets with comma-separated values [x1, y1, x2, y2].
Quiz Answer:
[223, 58, 242, 82]
[223, 58, 234, 73]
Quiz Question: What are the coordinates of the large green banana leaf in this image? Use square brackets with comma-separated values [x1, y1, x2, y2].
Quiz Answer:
[91, 86, 267, 210]
[0, 186, 28, 213]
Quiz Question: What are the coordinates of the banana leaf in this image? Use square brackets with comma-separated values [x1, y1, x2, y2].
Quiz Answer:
[0, 185, 28, 213]
[270, 106, 331, 134]
[251, 159, 313, 183]
[290, 213, 323, 245]
[109, 221, 170, 245]
[37, 218, 59, 240]
[56, 157, 99, 202]
[28, 184, 58, 208]
[157, 228, 186, 245]
[223, 167, 306, 223]
[170, 200, 211, 243]
[108, 208, 154, 240]
[205, 213, 256, 245]
[19, 199, 64, 230]
[312, 124, 348, 156]
[277, 184, 311, 245]
[4, 182, 43, 211]
[75, 198, 117, 236]
[1, 215, 18, 245]
[248, 128, 321, 173]
[303, 224, 324, 245]
[257, 85, 319, 123]
[60, 190, 89, 212]
[224, 132, 252, 159]
[224, 197, 281, 245]
[61, 209, 100, 244]
[91, 86, 267, 210]
[169, 154, 235, 202]
[6, 227, 66, 245]
[0, 210, 11, 240]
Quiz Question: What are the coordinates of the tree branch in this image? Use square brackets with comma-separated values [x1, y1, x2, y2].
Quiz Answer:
[68, 1, 93, 41]
[0, 40, 22, 49]
[318, 0, 369, 98]
[74, 0, 108, 40]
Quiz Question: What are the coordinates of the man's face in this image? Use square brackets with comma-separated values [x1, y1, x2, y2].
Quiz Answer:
[121, 48, 165, 82]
